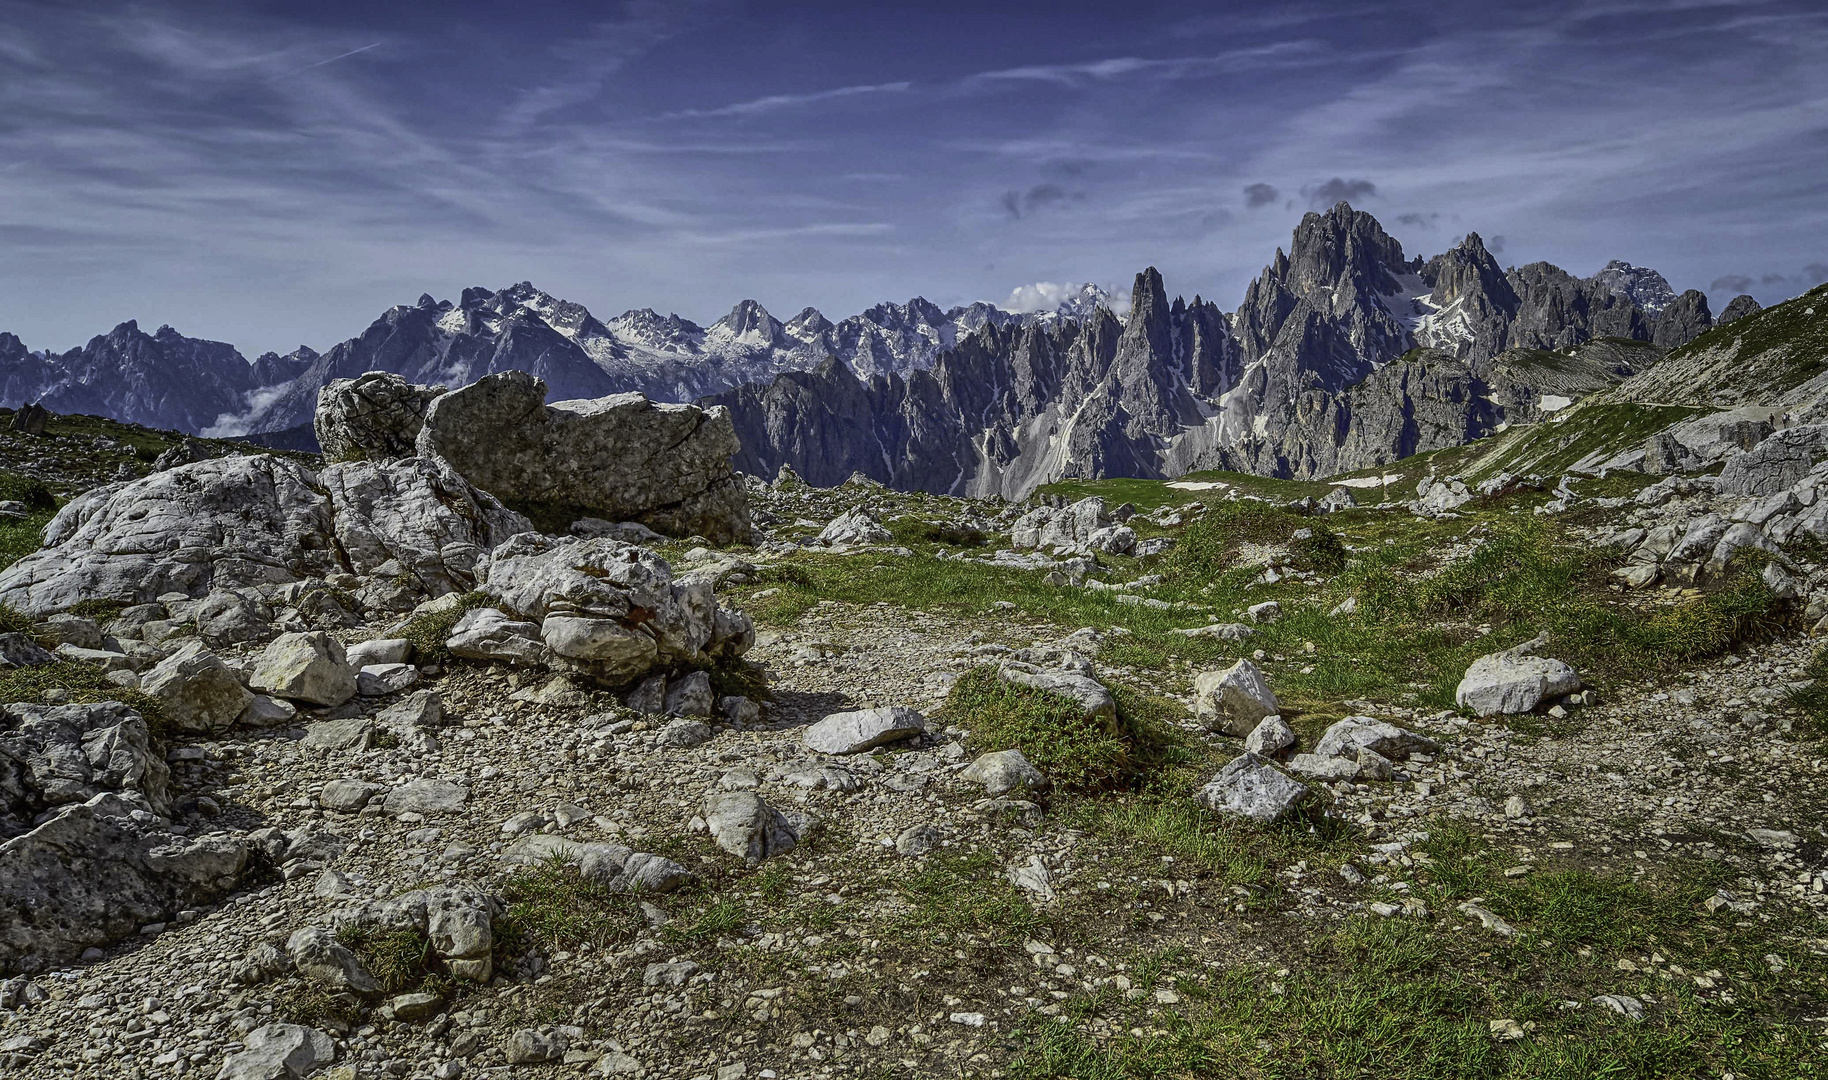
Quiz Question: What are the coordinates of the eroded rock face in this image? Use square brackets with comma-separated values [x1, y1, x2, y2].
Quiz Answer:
[0, 792, 249, 974]
[0, 702, 169, 832]
[315, 371, 446, 461]
[0, 452, 528, 617]
[319, 456, 531, 598]
[417, 371, 751, 544]
[472, 535, 753, 687]
[0, 456, 338, 616]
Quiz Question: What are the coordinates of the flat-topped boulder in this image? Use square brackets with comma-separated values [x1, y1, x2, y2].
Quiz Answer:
[416, 371, 751, 545]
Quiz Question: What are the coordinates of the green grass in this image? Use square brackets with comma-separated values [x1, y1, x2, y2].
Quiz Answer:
[1007, 823, 1827, 1080]
[336, 925, 444, 995]
[943, 666, 1192, 793]
[895, 848, 1048, 947]
[493, 859, 642, 957]
[396, 590, 490, 663]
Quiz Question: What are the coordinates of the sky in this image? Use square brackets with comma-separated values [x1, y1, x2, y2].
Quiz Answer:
[2, 0, 1825, 358]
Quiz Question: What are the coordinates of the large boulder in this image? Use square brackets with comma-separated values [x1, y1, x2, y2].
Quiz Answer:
[1194, 753, 1309, 824]
[475, 534, 753, 686]
[0, 456, 339, 616]
[0, 702, 169, 832]
[249, 632, 359, 707]
[1192, 660, 1279, 735]
[0, 792, 249, 974]
[141, 640, 255, 734]
[319, 456, 530, 599]
[416, 371, 751, 544]
[1311, 717, 1441, 761]
[315, 371, 446, 461]
[1455, 634, 1581, 715]
[802, 707, 926, 754]
[0, 452, 528, 617]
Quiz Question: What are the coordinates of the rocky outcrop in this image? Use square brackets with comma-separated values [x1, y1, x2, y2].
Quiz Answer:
[315, 371, 446, 461]
[461, 534, 753, 687]
[0, 453, 526, 617]
[1718, 294, 1762, 325]
[418, 371, 751, 545]
[1652, 289, 1715, 351]
[0, 792, 250, 974]
[0, 702, 169, 835]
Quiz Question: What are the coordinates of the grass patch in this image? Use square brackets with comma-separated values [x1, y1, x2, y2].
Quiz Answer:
[944, 666, 1190, 793]
[895, 848, 1047, 947]
[336, 926, 444, 995]
[494, 859, 642, 958]
[397, 590, 490, 663]
[0, 661, 167, 728]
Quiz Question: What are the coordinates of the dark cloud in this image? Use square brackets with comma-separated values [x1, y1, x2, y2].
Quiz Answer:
[1487, 234, 1506, 255]
[1396, 212, 1440, 229]
[1762, 273, 1791, 284]
[1242, 182, 1279, 208]
[1806, 263, 1828, 284]
[1304, 177, 1377, 207]
[1711, 274, 1755, 293]
[1001, 183, 1079, 220]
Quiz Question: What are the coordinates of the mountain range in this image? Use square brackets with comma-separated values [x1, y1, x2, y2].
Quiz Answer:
[0, 204, 1764, 495]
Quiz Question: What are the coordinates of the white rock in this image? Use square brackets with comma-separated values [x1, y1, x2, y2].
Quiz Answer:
[140, 640, 253, 734]
[960, 749, 1047, 796]
[1454, 634, 1581, 715]
[1242, 714, 1295, 756]
[802, 707, 926, 755]
[249, 631, 358, 707]
[1194, 753, 1308, 824]
[1192, 659, 1279, 736]
[1312, 716, 1441, 761]
[215, 1023, 336, 1080]
[702, 791, 798, 865]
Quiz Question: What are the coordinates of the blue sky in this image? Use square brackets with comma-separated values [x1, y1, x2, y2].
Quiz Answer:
[2, 0, 1825, 356]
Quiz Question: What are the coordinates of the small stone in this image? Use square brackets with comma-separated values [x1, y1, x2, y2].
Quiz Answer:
[959, 748, 1046, 796]
[802, 706, 926, 754]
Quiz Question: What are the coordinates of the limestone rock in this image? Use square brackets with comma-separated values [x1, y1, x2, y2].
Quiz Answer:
[445, 607, 548, 666]
[0, 793, 249, 974]
[663, 671, 715, 717]
[0, 456, 339, 616]
[1242, 714, 1296, 756]
[382, 779, 468, 816]
[1455, 635, 1581, 715]
[0, 634, 54, 670]
[315, 371, 446, 461]
[478, 534, 753, 686]
[417, 371, 751, 544]
[0, 702, 169, 828]
[803, 707, 926, 755]
[703, 791, 798, 865]
[215, 1023, 337, 1080]
[249, 632, 358, 707]
[345, 638, 411, 667]
[319, 455, 530, 599]
[817, 508, 892, 546]
[331, 883, 499, 983]
[996, 660, 1116, 720]
[286, 927, 378, 995]
[500, 834, 693, 895]
[1195, 753, 1309, 824]
[1193, 660, 1279, 735]
[960, 749, 1047, 796]
[1311, 716, 1441, 761]
[141, 641, 254, 734]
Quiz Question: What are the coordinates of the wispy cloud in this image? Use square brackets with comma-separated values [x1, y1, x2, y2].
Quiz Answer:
[961, 40, 1331, 87]
[272, 41, 382, 81]
[662, 80, 912, 119]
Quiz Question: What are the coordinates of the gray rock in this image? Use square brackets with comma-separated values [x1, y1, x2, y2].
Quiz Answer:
[995, 660, 1116, 720]
[195, 590, 275, 646]
[507, 1028, 569, 1065]
[345, 638, 411, 667]
[0, 634, 54, 670]
[0, 792, 249, 973]
[382, 779, 468, 816]
[656, 718, 713, 748]
[1718, 426, 1827, 497]
[38, 614, 103, 650]
[479, 535, 753, 684]
[300, 718, 375, 754]
[215, 1023, 337, 1080]
[378, 689, 442, 729]
[445, 607, 548, 666]
[720, 695, 761, 726]
[959, 749, 1047, 796]
[238, 695, 297, 728]
[1192, 660, 1279, 735]
[417, 370, 751, 544]
[802, 706, 926, 755]
[356, 663, 419, 697]
[500, 834, 693, 895]
[315, 371, 446, 461]
[624, 674, 667, 714]
[1311, 716, 1441, 761]
[1455, 635, 1581, 715]
[286, 926, 378, 994]
[817, 507, 892, 546]
[320, 455, 531, 600]
[319, 779, 382, 812]
[663, 670, 716, 717]
[141, 641, 255, 734]
[331, 882, 499, 982]
[0, 701, 169, 823]
[249, 632, 358, 707]
[1242, 714, 1296, 756]
[894, 824, 941, 857]
[702, 791, 798, 865]
[643, 960, 699, 987]
[1194, 753, 1309, 824]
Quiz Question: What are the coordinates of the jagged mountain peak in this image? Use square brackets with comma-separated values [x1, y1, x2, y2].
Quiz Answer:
[1591, 259, 1678, 315]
